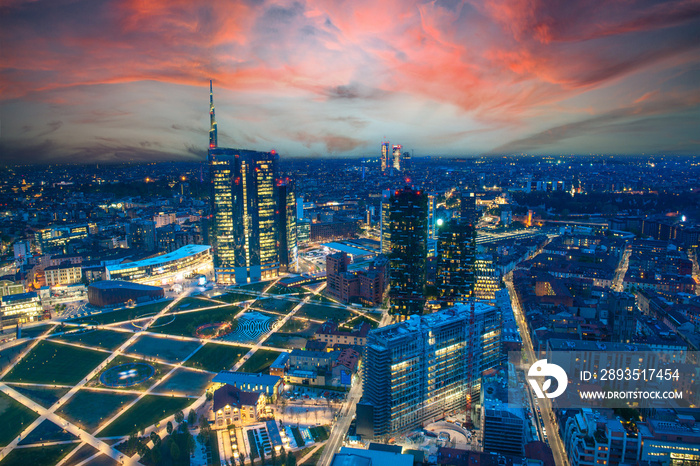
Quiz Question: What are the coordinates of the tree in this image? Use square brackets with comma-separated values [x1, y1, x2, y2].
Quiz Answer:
[188, 409, 197, 426]
[150, 446, 162, 464]
[170, 441, 180, 461]
[286, 453, 297, 466]
[175, 410, 185, 423]
[279, 447, 287, 465]
[206, 390, 214, 401]
[166, 421, 173, 435]
[150, 431, 160, 447]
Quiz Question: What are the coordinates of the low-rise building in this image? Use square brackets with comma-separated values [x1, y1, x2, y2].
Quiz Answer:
[315, 321, 371, 347]
[212, 384, 265, 428]
[212, 372, 282, 402]
[44, 262, 82, 287]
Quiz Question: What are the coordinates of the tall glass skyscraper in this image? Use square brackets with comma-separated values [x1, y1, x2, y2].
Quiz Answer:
[277, 179, 298, 273]
[209, 149, 280, 284]
[388, 186, 427, 316]
[380, 141, 390, 172]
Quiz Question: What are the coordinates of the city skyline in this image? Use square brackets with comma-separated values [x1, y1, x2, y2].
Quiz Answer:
[2, 0, 700, 164]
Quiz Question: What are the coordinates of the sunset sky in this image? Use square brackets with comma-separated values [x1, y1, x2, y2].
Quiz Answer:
[1, 0, 700, 163]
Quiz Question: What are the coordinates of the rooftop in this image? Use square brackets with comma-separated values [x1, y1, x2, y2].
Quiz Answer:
[106, 244, 210, 272]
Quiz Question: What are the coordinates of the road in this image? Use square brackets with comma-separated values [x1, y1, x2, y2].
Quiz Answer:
[504, 273, 569, 466]
[612, 247, 631, 292]
[317, 378, 363, 466]
[317, 306, 394, 465]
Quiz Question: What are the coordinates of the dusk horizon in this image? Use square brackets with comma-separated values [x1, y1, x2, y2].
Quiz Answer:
[2, 0, 700, 164]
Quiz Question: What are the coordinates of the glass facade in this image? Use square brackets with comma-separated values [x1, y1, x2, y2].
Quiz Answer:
[209, 148, 280, 284]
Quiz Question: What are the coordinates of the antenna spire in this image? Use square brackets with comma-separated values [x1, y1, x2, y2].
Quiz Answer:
[209, 79, 218, 149]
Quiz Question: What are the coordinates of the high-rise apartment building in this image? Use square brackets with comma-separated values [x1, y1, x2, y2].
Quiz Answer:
[427, 192, 438, 258]
[402, 151, 411, 172]
[356, 302, 501, 438]
[388, 187, 427, 316]
[277, 180, 298, 273]
[475, 254, 500, 301]
[392, 144, 402, 171]
[381, 141, 390, 172]
[436, 220, 476, 305]
[128, 220, 156, 252]
[380, 189, 392, 255]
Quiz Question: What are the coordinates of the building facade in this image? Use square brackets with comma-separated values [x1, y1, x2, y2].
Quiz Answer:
[105, 244, 213, 286]
[277, 180, 298, 273]
[357, 302, 501, 438]
[388, 187, 428, 316]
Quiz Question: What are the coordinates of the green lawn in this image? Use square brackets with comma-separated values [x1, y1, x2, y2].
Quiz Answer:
[254, 298, 299, 314]
[8, 385, 70, 408]
[0, 391, 39, 447]
[183, 343, 248, 372]
[125, 335, 201, 363]
[98, 395, 193, 437]
[18, 323, 55, 339]
[238, 349, 283, 374]
[2, 341, 108, 385]
[169, 297, 220, 313]
[57, 390, 139, 433]
[18, 419, 78, 445]
[265, 284, 308, 295]
[213, 291, 256, 304]
[150, 305, 241, 337]
[0, 443, 74, 466]
[262, 333, 307, 350]
[157, 368, 213, 396]
[72, 300, 172, 325]
[294, 304, 353, 322]
[0, 341, 32, 373]
[52, 329, 133, 351]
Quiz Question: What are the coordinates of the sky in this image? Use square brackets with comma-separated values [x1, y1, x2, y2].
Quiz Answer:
[1, 0, 700, 164]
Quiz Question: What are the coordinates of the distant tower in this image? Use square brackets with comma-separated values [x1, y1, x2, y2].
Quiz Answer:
[209, 79, 218, 149]
[381, 141, 390, 172]
[402, 151, 411, 172]
[392, 145, 402, 171]
[361, 158, 366, 180]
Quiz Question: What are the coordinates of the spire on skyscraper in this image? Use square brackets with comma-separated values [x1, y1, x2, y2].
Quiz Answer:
[209, 79, 218, 149]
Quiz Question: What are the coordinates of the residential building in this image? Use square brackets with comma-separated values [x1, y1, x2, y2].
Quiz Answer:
[356, 302, 501, 438]
[44, 262, 82, 287]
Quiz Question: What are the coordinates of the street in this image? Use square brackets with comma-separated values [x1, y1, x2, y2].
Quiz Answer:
[504, 273, 569, 466]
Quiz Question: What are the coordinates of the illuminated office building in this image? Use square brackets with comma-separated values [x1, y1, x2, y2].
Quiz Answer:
[381, 141, 390, 172]
[474, 254, 499, 301]
[427, 192, 438, 258]
[356, 302, 501, 438]
[207, 83, 280, 284]
[436, 191, 477, 304]
[388, 186, 427, 316]
[277, 180, 298, 273]
[106, 244, 213, 286]
[380, 189, 392, 255]
[392, 144, 402, 171]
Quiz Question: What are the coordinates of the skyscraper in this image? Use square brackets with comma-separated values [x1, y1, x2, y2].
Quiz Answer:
[402, 150, 411, 172]
[392, 144, 402, 171]
[381, 141, 390, 172]
[209, 149, 280, 284]
[436, 191, 476, 304]
[388, 186, 427, 316]
[356, 302, 502, 438]
[277, 179, 298, 273]
[427, 192, 438, 258]
[207, 83, 280, 284]
[380, 189, 392, 255]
